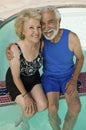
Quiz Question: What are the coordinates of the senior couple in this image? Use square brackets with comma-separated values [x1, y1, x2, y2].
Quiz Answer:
[6, 6, 84, 130]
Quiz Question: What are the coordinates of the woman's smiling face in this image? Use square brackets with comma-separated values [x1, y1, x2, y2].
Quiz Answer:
[23, 18, 42, 43]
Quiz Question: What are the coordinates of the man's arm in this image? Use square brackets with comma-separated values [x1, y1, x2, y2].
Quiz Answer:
[70, 32, 84, 81]
[66, 32, 84, 95]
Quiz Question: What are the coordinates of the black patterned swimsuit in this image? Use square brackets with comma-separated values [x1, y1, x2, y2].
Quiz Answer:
[15, 43, 43, 76]
[6, 42, 43, 101]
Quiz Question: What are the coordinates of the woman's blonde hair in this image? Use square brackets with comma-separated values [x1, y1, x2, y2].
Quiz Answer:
[15, 8, 41, 40]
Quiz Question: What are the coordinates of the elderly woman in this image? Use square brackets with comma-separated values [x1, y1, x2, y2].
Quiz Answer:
[5, 8, 47, 129]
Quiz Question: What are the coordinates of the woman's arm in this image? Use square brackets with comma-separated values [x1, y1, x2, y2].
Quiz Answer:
[9, 44, 27, 96]
[8, 44, 36, 115]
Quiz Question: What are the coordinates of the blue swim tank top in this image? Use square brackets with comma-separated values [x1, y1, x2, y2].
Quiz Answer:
[42, 29, 75, 77]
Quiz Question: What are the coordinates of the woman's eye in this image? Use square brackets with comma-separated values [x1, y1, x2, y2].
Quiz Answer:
[29, 26, 34, 29]
[28, 26, 41, 30]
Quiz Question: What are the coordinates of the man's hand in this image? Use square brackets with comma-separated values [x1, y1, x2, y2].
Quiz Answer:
[6, 43, 14, 60]
[66, 79, 77, 95]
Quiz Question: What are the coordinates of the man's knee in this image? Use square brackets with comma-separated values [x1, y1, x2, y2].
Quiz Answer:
[48, 103, 58, 114]
[74, 102, 81, 115]
[70, 101, 81, 116]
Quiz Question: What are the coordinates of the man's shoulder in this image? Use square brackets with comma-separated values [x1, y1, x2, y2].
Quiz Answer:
[63, 28, 71, 32]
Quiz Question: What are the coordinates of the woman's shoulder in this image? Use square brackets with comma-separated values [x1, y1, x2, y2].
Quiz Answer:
[10, 42, 20, 54]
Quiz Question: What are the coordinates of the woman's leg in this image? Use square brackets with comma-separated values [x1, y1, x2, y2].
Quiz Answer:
[15, 95, 33, 129]
[15, 83, 47, 129]
[30, 83, 48, 111]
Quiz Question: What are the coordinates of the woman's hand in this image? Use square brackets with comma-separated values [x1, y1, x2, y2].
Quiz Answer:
[24, 94, 37, 116]
[6, 43, 14, 60]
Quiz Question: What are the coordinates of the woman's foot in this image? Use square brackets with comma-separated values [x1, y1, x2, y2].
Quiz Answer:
[21, 117, 30, 130]
[15, 116, 23, 127]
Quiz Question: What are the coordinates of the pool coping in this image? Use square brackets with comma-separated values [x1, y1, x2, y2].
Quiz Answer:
[0, 93, 86, 107]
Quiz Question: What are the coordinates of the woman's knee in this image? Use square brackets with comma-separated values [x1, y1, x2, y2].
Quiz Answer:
[37, 101, 48, 111]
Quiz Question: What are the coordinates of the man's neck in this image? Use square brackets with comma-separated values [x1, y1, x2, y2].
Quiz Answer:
[50, 29, 63, 43]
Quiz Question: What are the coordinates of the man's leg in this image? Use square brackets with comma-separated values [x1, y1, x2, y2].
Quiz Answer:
[62, 111, 78, 130]
[47, 92, 61, 130]
[62, 91, 81, 130]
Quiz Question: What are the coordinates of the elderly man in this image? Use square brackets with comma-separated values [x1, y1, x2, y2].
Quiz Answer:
[40, 6, 84, 130]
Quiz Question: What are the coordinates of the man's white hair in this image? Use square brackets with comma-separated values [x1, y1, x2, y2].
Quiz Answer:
[37, 5, 61, 21]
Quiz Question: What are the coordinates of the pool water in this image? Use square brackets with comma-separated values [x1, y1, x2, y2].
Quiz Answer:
[0, 96, 86, 130]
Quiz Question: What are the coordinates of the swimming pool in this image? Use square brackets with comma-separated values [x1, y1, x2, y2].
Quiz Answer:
[0, 95, 86, 130]
[0, 7, 86, 130]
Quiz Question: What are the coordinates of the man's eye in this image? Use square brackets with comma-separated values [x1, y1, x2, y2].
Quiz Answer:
[38, 26, 41, 28]
[49, 20, 55, 24]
